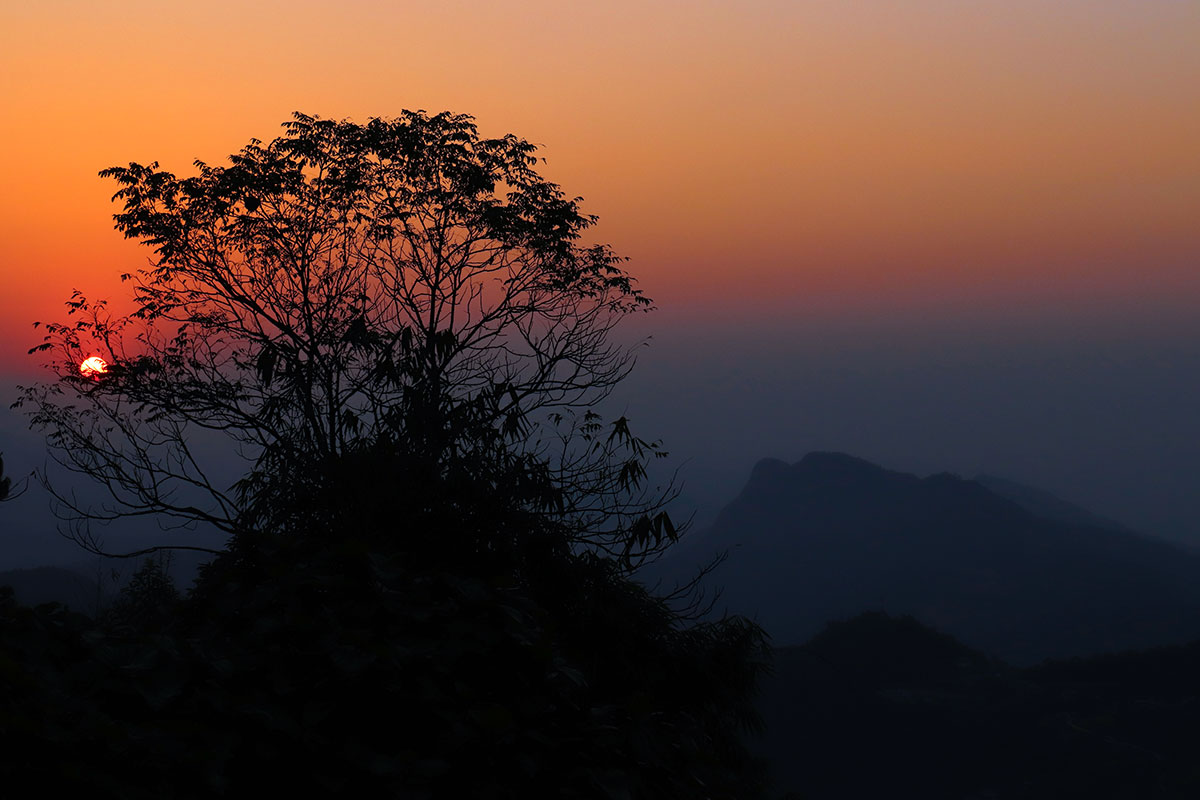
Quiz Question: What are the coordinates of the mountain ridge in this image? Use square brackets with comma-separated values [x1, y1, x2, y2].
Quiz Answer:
[653, 452, 1200, 664]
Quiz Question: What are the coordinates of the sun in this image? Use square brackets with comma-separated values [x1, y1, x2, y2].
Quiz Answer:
[79, 356, 109, 378]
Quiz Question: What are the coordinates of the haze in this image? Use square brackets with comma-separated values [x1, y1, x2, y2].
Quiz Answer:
[2, 1, 1198, 565]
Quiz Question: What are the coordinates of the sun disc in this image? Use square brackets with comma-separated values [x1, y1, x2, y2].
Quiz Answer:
[80, 356, 109, 378]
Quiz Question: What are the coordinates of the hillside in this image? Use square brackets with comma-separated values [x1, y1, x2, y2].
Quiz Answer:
[651, 452, 1200, 664]
[756, 612, 1200, 799]
[0, 565, 99, 611]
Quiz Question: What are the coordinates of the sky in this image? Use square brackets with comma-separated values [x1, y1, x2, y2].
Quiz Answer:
[2, 1, 1199, 566]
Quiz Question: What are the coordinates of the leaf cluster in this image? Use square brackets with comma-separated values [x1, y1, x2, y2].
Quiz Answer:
[0, 515, 770, 798]
[18, 111, 673, 564]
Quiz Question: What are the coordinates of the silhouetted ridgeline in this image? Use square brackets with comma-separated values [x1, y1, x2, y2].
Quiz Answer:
[0, 565, 98, 610]
[974, 473, 1133, 532]
[755, 612, 1200, 799]
[652, 452, 1200, 664]
[0, 552, 211, 614]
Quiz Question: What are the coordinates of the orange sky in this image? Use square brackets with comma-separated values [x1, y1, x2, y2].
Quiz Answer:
[2, 0, 1199, 370]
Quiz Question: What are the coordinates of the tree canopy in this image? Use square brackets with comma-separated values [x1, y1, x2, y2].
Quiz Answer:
[9, 111, 770, 798]
[0, 454, 12, 502]
[20, 111, 676, 565]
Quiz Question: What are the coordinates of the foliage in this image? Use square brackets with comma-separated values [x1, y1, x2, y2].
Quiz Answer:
[17, 110, 674, 563]
[0, 523, 770, 798]
[102, 553, 180, 631]
[0, 452, 23, 503]
[4, 110, 770, 797]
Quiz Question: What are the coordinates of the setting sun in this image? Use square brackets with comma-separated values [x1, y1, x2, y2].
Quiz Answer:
[79, 356, 108, 378]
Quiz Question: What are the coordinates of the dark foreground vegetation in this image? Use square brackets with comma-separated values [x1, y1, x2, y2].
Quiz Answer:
[7, 110, 1193, 798]
[8, 571, 1200, 799]
[3, 111, 771, 798]
[0, 525, 768, 798]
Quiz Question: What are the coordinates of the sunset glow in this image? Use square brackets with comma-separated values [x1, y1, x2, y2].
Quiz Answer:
[5, 14, 1200, 781]
[79, 356, 108, 379]
[1, 1, 1198, 367]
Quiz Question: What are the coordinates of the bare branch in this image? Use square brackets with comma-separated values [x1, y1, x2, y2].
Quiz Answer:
[20, 110, 673, 564]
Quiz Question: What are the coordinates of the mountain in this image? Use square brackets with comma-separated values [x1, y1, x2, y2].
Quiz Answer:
[755, 612, 1200, 799]
[974, 473, 1132, 532]
[651, 452, 1200, 664]
[0, 565, 100, 611]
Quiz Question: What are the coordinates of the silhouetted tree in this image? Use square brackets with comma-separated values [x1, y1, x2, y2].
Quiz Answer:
[102, 553, 179, 631]
[19, 111, 676, 564]
[0, 452, 23, 503]
[10, 112, 769, 799]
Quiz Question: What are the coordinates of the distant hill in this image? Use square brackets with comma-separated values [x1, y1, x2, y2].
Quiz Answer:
[974, 473, 1133, 532]
[755, 612, 1200, 799]
[650, 452, 1200, 664]
[0, 549, 214, 614]
[0, 566, 99, 612]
